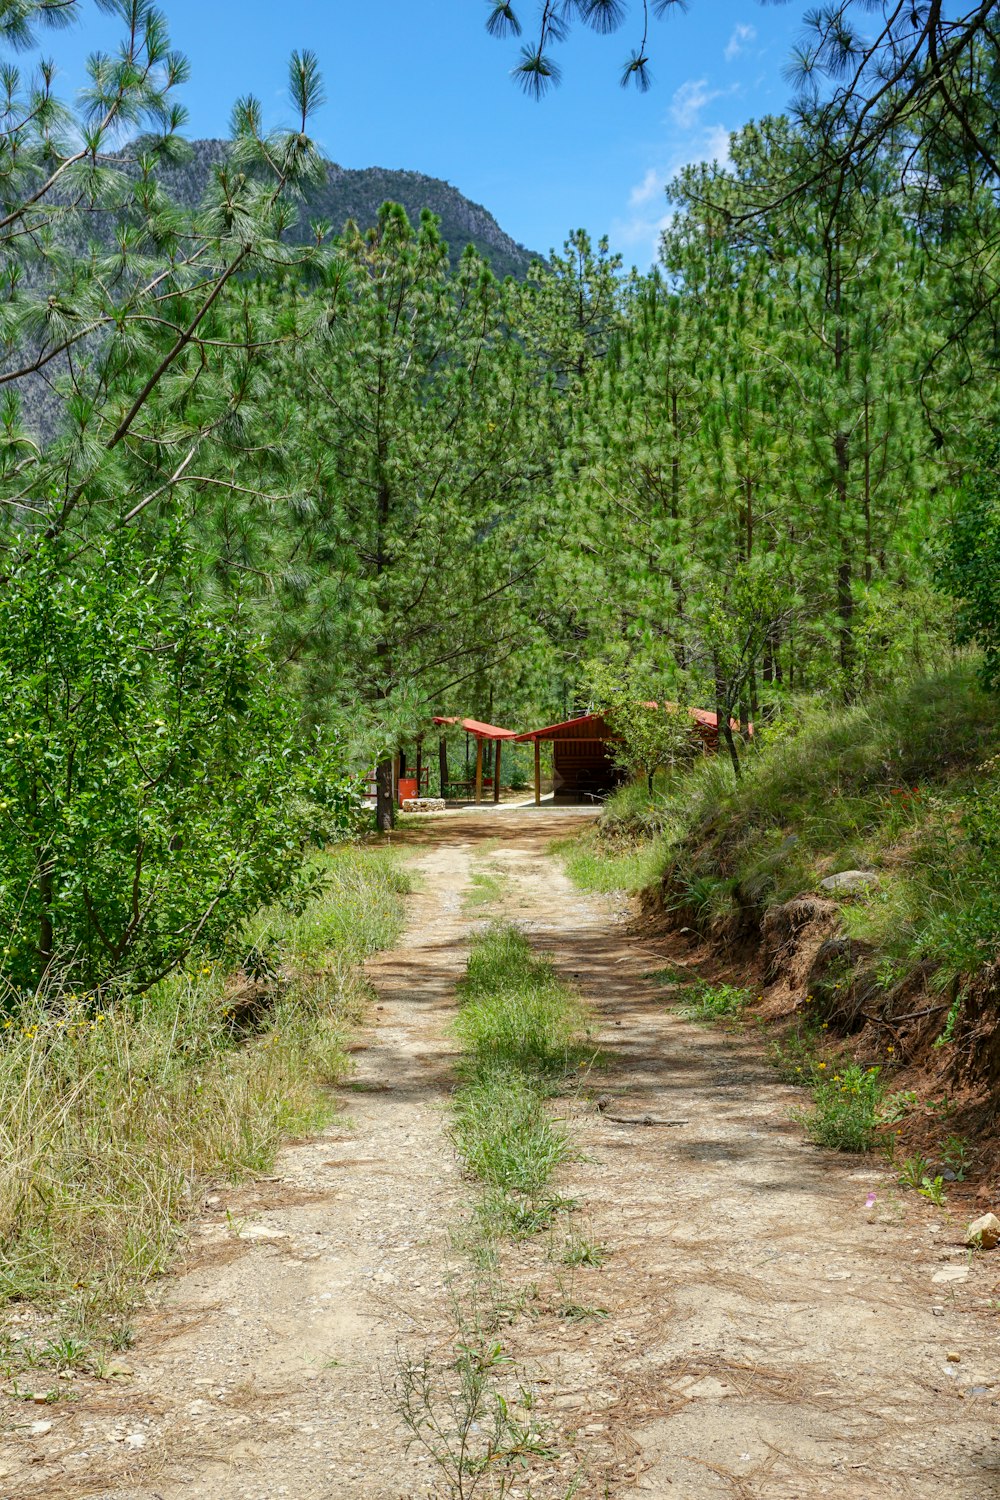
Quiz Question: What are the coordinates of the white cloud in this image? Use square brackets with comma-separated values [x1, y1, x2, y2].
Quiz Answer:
[669, 78, 724, 131]
[614, 125, 733, 266]
[724, 23, 757, 62]
[629, 167, 663, 208]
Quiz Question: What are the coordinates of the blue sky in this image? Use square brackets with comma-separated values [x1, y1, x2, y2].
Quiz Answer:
[53, 1, 807, 268]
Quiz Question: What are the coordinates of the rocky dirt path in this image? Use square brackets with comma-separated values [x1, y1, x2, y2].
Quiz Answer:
[5, 811, 1000, 1499]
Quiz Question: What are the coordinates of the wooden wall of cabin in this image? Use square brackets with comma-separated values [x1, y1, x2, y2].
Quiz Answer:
[551, 737, 622, 798]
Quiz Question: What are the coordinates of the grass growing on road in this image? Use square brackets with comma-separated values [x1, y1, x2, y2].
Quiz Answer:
[549, 833, 666, 894]
[452, 923, 590, 1238]
[0, 846, 409, 1356]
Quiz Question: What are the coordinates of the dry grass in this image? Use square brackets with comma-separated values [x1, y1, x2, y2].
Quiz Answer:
[0, 845, 409, 1356]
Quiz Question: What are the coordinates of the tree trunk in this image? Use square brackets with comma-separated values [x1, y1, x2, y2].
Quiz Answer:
[721, 720, 742, 779]
[375, 757, 394, 833]
[39, 860, 54, 975]
[715, 658, 741, 780]
[439, 736, 448, 799]
[834, 427, 854, 697]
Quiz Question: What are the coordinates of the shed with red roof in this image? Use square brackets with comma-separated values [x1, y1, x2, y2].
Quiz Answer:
[514, 704, 735, 804]
[432, 716, 517, 804]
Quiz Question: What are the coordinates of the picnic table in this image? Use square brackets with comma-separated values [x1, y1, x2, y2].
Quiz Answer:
[445, 777, 494, 799]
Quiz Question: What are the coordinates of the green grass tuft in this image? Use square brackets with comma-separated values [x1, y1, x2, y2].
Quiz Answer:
[452, 923, 590, 1239]
[678, 981, 754, 1024]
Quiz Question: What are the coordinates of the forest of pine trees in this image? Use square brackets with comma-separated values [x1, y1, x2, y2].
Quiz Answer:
[0, 0, 997, 995]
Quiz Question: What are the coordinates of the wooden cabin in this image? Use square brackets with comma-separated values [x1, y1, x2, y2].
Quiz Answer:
[516, 705, 738, 803]
[514, 713, 625, 803]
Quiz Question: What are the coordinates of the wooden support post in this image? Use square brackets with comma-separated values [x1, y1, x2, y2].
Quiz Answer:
[474, 737, 484, 804]
[534, 738, 541, 805]
[439, 736, 448, 799]
[493, 739, 502, 803]
[392, 752, 400, 808]
[415, 736, 423, 793]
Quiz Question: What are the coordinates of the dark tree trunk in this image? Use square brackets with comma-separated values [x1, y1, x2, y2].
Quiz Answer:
[721, 720, 742, 780]
[439, 737, 448, 799]
[39, 860, 53, 974]
[375, 757, 394, 833]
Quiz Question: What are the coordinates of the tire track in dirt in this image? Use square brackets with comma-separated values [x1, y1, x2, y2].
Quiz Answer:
[3, 834, 480, 1500]
[481, 827, 1000, 1500]
[6, 809, 1000, 1500]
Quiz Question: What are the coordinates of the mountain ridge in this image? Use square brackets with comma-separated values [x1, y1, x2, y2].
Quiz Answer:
[156, 140, 540, 279]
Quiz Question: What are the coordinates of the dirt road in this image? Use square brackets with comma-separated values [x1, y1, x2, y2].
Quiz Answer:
[6, 810, 1000, 1499]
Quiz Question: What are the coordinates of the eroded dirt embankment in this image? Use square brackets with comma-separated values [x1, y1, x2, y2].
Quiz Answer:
[646, 864, 1000, 1179]
[5, 810, 1000, 1500]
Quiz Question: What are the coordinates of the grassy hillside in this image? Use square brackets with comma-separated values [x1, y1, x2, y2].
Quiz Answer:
[571, 667, 1000, 1114]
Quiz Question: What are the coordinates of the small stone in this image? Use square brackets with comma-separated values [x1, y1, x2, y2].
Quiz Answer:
[819, 869, 880, 893]
[240, 1224, 289, 1241]
[28, 1420, 52, 1437]
[932, 1265, 969, 1284]
[966, 1213, 1000, 1250]
[31, 1394, 49, 1406]
[947, 1352, 962, 1363]
[124, 1432, 147, 1450]
[932, 1306, 945, 1316]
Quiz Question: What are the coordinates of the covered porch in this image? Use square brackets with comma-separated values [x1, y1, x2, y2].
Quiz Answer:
[432, 717, 518, 803]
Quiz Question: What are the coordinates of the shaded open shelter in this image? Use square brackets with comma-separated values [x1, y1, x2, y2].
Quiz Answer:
[514, 713, 622, 804]
[432, 716, 517, 803]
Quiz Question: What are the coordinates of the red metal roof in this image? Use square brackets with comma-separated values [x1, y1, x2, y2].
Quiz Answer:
[515, 704, 745, 741]
[432, 716, 517, 740]
[514, 713, 609, 743]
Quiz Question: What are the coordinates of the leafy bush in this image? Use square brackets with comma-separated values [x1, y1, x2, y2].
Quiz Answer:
[0, 540, 359, 998]
[679, 982, 753, 1023]
[802, 1064, 883, 1152]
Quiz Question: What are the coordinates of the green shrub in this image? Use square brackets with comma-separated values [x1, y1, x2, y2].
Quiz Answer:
[0, 538, 361, 999]
[802, 1064, 883, 1152]
[679, 981, 754, 1023]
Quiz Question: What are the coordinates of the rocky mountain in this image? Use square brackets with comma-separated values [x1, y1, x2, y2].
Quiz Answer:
[156, 140, 539, 279]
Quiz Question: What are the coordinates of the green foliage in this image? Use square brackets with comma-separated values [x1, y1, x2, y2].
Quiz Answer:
[0, 540, 356, 996]
[802, 1064, 883, 1153]
[0, 844, 407, 1340]
[941, 1134, 971, 1181]
[583, 650, 699, 786]
[678, 981, 754, 1024]
[452, 923, 589, 1239]
[937, 439, 1000, 690]
[917, 1174, 948, 1207]
[897, 1153, 933, 1190]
